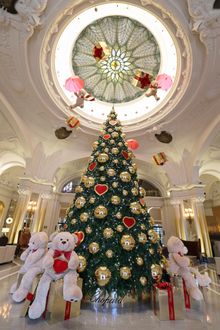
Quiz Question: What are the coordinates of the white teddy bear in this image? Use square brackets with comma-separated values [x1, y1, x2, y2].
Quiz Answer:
[167, 236, 211, 301]
[28, 231, 82, 319]
[10, 231, 48, 302]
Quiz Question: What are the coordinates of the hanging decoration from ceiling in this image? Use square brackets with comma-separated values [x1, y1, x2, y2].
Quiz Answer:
[54, 127, 72, 139]
[72, 16, 161, 103]
[155, 131, 173, 144]
[156, 73, 173, 91]
[145, 80, 160, 101]
[152, 152, 167, 166]
[65, 76, 84, 93]
[127, 139, 139, 150]
[66, 116, 80, 129]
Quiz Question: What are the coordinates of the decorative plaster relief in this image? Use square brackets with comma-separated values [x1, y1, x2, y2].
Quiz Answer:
[187, 0, 220, 51]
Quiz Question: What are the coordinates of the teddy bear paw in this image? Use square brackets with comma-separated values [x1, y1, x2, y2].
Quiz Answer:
[10, 283, 17, 294]
[28, 301, 45, 319]
[64, 286, 82, 302]
[12, 288, 28, 302]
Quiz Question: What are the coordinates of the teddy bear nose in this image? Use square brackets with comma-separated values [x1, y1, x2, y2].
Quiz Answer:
[61, 241, 66, 244]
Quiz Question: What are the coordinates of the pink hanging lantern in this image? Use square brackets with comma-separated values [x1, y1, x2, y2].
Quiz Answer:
[156, 74, 173, 91]
[64, 76, 84, 93]
[127, 139, 139, 150]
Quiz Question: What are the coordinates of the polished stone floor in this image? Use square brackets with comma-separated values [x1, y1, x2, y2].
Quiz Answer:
[0, 261, 219, 330]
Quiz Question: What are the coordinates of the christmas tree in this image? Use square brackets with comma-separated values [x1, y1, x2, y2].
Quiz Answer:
[64, 108, 166, 297]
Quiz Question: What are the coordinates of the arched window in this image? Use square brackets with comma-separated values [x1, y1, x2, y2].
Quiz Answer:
[61, 177, 81, 193]
[138, 180, 161, 197]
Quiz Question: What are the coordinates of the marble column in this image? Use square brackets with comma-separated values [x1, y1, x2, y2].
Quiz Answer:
[170, 199, 186, 240]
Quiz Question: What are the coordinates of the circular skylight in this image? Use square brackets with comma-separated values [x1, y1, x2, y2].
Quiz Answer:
[54, 3, 177, 124]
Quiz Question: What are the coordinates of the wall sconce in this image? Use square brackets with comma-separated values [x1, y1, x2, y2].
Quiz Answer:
[25, 201, 37, 227]
[184, 207, 194, 225]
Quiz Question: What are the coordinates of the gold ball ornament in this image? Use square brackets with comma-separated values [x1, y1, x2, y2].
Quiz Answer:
[149, 217, 155, 226]
[130, 202, 142, 214]
[157, 246, 163, 254]
[99, 166, 105, 171]
[75, 196, 86, 209]
[139, 187, 146, 197]
[107, 168, 115, 176]
[89, 242, 100, 254]
[111, 195, 121, 205]
[112, 132, 119, 138]
[115, 212, 122, 219]
[92, 141, 99, 150]
[123, 190, 128, 196]
[112, 182, 118, 188]
[138, 232, 148, 244]
[95, 151, 99, 156]
[136, 257, 144, 266]
[113, 159, 119, 164]
[120, 267, 131, 280]
[90, 156, 94, 161]
[120, 171, 131, 182]
[110, 139, 115, 145]
[148, 229, 159, 243]
[81, 175, 87, 183]
[106, 250, 113, 258]
[122, 160, 127, 165]
[139, 276, 147, 286]
[80, 212, 89, 222]
[94, 205, 108, 219]
[121, 235, 135, 251]
[101, 142, 106, 147]
[112, 147, 119, 155]
[141, 209, 147, 215]
[71, 219, 77, 225]
[121, 133, 126, 138]
[116, 224, 123, 231]
[118, 142, 123, 146]
[104, 148, 109, 153]
[84, 177, 95, 188]
[98, 153, 109, 163]
[140, 224, 146, 230]
[134, 181, 138, 187]
[131, 187, 139, 196]
[128, 166, 136, 174]
[78, 255, 87, 272]
[95, 267, 111, 286]
[85, 226, 92, 234]
[108, 128, 113, 133]
[103, 228, 114, 238]
[75, 186, 83, 193]
[151, 264, 162, 282]
[100, 176, 106, 182]
[89, 197, 96, 204]
[149, 248, 155, 255]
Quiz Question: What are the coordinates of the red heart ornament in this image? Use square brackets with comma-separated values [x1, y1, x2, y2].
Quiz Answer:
[121, 150, 129, 160]
[89, 162, 97, 171]
[122, 216, 136, 229]
[109, 120, 117, 126]
[53, 259, 68, 274]
[74, 231, 85, 246]
[94, 184, 108, 195]
[103, 134, 111, 140]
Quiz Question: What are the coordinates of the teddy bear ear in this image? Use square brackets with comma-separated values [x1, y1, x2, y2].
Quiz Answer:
[72, 234, 78, 244]
[49, 231, 58, 241]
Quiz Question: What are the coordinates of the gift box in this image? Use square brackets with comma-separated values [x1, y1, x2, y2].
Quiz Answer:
[20, 275, 41, 317]
[152, 152, 167, 166]
[66, 116, 80, 129]
[43, 277, 83, 323]
[153, 282, 184, 320]
[132, 70, 151, 89]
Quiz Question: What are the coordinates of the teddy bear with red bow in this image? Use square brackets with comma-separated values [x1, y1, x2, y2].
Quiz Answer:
[28, 231, 82, 319]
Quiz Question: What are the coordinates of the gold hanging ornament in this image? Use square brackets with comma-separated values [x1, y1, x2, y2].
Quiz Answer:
[136, 257, 144, 266]
[100, 176, 106, 182]
[131, 187, 139, 196]
[116, 224, 124, 232]
[139, 187, 146, 197]
[112, 182, 118, 188]
[75, 186, 83, 193]
[89, 242, 100, 254]
[111, 195, 121, 205]
[120, 171, 131, 182]
[106, 250, 113, 258]
[71, 219, 77, 225]
[139, 276, 147, 286]
[130, 202, 142, 214]
[113, 159, 119, 164]
[84, 177, 95, 188]
[120, 267, 131, 280]
[78, 255, 87, 272]
[89, 197, 96, 204]
[81, 175, 87, 183]
[122, 160, 127, 165]
[121, 235, 135, 251]
[149, 217, 155, 226]
[140, 224, 146, 230]
[95, 266, 111, 286]
[148, 229, 159, 243]
[108, 128, 113, 132]
[85, 226, 92, 234]
[118, 142, 123, 146]
[107, 168, 115, 176]
[104, 148, 109, 153]
[151, 264, 162, 282]
[99, 166, 105, 171]
[138, 232, 148, 244]
[75, 196, 86, 209]
[98, 153, 109, 163]
[110, 139, 115, 144]
[111, 132, 119, 138]
[94, 205, 108, 219]
[103, 228, 114, 238]
[123, 190, 128, 196]
[128, 166, 136, 174]
[112, 147, 119, 155]
[101, 142, 106, 147]
[149, 248, 155, 255]
[92, 141, 99, 150]
[79, 212, 88, 222]
[115, 212, 122, 219]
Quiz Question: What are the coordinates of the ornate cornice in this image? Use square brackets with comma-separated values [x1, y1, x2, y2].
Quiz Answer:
[187, 0, 220, 52]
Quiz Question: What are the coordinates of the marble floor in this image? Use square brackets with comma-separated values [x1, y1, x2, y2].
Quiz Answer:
[0, 261, 219, 330]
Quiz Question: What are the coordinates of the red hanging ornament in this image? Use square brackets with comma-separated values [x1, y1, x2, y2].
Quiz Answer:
[127, 139, 139, 150]
[122, 217, 136, 229]
[65, 76, 84, 93]
[94, 184, 109, 196]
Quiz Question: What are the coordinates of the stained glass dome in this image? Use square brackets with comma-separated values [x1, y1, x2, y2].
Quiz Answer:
[72, 16, 160, 103]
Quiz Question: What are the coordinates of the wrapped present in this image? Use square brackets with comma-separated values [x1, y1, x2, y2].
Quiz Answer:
[43, 277, 83, 323]
[152, 152, 167, 166]
[67, 116, 80, 129]
[93, 42, 110, 61]
[20, 275, 41, 317]
[153, 282, 184, 320]
[132, 70, 151, 89]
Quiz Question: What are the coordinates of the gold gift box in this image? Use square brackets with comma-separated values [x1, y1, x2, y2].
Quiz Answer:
[132, 70, 151, 89]
[44, 277, 83, 323]
[20, 275, 41, 317]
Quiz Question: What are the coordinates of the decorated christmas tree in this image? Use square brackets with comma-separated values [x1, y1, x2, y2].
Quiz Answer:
[64, 108, 166, 297]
